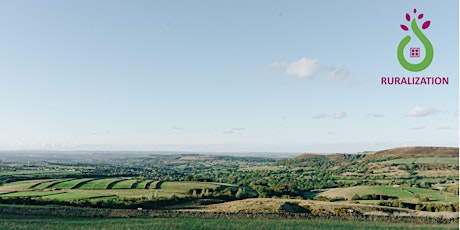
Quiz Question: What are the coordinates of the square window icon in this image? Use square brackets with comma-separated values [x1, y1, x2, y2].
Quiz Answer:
[410, 47, 420, 57]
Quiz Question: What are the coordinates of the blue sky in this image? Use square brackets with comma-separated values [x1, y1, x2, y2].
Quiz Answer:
[0, 1, 458, 153]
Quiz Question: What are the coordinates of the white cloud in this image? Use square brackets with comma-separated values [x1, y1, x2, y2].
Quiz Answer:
[232, 128, 246, 131]
[328, 67, 351, 83]
[171, 126, 183, 130]
[406, 106, 440, 117]
[410, 126, 426, 130]
[285, 58, 318, 79]
[333, 112, 347, 119]
[311, 113, 328, 119]
[269, 57, 351, 83]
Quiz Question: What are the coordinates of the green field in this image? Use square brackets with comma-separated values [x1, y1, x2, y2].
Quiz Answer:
[52, 178, 96, 189]
[135, 180, 153, 189]
[111, 179, 138, 189]
[78, 178, 125, 190]
[400, 187, 459, 202]
[0, 214, 456, 230]
[385, 157, 459, 165]
[33, 179, 71, 189]
[0, 179, 241, 201]
[0, 179, 55, 190]
[43, 192, 116, 201]
[159, 181, 221, 193]
[320, 186, 458, 202]
[0, 191, 65, 198]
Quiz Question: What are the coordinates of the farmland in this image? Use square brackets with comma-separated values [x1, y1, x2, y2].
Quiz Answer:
[319, 186, 458, 202]
[0, 178, 245, 201]
[0, 146, 458, 227]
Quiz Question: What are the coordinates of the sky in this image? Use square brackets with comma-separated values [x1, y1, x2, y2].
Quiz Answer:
[0, 0, 458, 153]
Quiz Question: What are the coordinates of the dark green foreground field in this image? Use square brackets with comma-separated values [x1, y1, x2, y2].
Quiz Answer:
[0, 214, 457, 230]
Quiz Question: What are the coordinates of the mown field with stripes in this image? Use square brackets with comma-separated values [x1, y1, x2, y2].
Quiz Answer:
[0, 178, 233, 201]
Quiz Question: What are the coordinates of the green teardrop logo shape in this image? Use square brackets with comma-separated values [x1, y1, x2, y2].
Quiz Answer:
[397, 17, 434, 72]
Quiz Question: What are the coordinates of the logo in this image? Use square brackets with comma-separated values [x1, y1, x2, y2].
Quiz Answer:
[397, 8, 433, 72]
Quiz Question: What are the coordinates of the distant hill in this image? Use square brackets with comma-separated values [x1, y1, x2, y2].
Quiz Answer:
[364, 146, 459, 160]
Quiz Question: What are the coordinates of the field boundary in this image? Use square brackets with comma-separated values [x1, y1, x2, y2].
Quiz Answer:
[106, 179, 126, 189]
[71, 178, 98, 189]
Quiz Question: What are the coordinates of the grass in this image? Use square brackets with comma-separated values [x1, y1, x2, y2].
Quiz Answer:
[400, 187, 459, 202]
[78, 179, 124, 190]
[33, 179, 71, 189]
[0, 179, 55, 190]
[135, 180, 153, 189]
[0, 191, 65, 198]
[0, 214, 456, 230]
[52, 178, 96, 189]
[320, 186, 458, 202]
[43, 192, 116, 201]
[110, 179, 138, 189]
[159, 181, 221, 193]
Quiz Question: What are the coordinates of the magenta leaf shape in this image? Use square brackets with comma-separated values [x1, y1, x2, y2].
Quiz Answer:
[422, 21, 431, 29]
[413, 8, 417, 13]
[405, 13, 410, 21]
[400, 25, 409, 31]
[418, 14, 424, 19]
[422, 21, 430, 29]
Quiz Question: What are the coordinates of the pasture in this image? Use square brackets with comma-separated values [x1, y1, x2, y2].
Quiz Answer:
[78, 178, 124, 190]
[0, 214, 456, 230]
[319, 186, 458, 202]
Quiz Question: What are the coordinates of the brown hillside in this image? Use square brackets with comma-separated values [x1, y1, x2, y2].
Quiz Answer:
[367, 146, 458, 160]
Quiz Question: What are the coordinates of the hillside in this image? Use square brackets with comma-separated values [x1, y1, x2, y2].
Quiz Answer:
[365, 146, 459, 160]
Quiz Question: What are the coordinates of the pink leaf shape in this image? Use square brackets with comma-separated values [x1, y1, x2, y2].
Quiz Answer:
[400, 25, 409, 31]
[406, 13, 410, 21]
[418, 14, 424, 19]
[413, 8, 417, 13]
[422, 21, 430, 29]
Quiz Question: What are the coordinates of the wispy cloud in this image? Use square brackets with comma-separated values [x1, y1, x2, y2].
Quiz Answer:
[311, 113, 328, 119]
[171, 126, 184, 130]
[222, 128, 246, 135]
[269, 57, 351, 83]
[436, 126, 453, 130]
[406, 106, 441, 117]
[333, 112, 347, 119]
[328, 67, 351, 83]
[410, 126, 426, 130]
[368, 113, 385, 118]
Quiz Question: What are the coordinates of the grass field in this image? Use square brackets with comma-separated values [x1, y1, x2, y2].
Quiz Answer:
[0, 214, 456, 230]
[0, 191, 65, 198]
[0, 179, 55, 190]
[319, 186, 458, 202]
[159, 181, 221, 193]
[43, 192, 116, 201]
[135, 180, 153, 189]
[400, 187, 459, 202]
[111, 179, 138, 189]
[78, 178, 124, 190]
[384, 157, 459, 165]
[52, 178, 96, 189]
[33, 179, 71, 189]
[0, 179, 241, 200]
